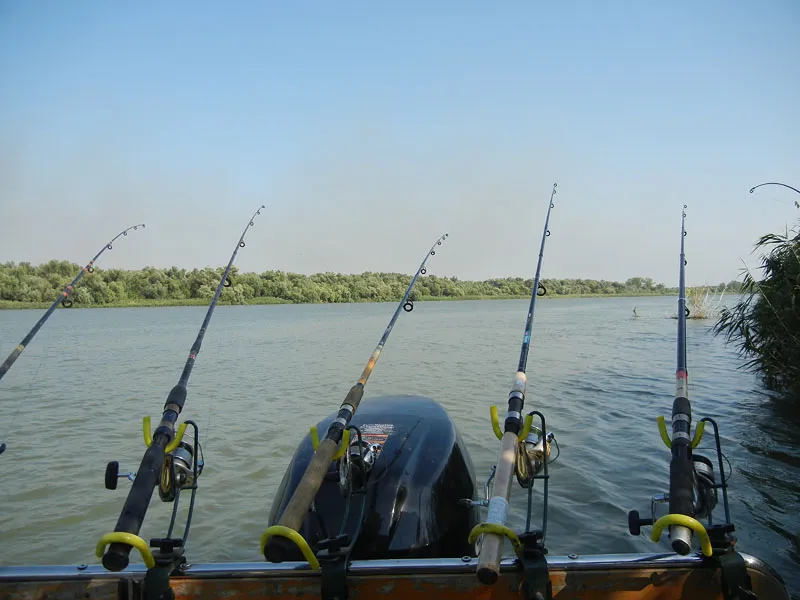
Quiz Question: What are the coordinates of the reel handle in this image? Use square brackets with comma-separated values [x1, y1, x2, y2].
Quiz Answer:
[104, 461, 136, 490]
[627, 510, 653, 536]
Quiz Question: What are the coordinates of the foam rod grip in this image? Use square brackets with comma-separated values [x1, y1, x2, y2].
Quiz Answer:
[265, 438, 338, 562]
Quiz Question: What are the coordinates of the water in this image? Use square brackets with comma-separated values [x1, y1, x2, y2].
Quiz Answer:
[0, 297, 797, 596]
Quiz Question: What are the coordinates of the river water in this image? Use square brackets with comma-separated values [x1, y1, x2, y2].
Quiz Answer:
[0, 297, 797, 596]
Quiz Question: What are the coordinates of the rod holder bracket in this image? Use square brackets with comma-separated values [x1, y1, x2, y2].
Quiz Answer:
[657, 415, 704, 449]
[142, 417, 187, 454]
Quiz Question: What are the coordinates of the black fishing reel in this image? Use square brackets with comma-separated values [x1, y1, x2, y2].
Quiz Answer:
[338, 428, 377, 494]
[628, 417, 730, 547]
[628, 453, 719, 536]
[692, 455, 718, 520]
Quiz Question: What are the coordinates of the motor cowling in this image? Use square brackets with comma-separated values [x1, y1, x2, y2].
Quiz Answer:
[268, 395, 479, 560]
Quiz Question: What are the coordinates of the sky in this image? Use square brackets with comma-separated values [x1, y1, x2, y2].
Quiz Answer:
[1, 1, 798, 286]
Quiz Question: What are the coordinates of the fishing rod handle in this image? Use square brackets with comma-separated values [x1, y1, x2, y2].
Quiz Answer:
[265, 383, 364, 561]
[265, 437, 338, 562]
[477, 431, 517, 584]
[668, 395, 694, 554]
[102, 442, 166, 571]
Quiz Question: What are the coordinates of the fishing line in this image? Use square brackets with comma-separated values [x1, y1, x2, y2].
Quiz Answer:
[0, 358, 45, 452]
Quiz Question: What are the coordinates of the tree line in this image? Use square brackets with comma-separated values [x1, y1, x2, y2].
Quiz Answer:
[0, 261, 741, 306]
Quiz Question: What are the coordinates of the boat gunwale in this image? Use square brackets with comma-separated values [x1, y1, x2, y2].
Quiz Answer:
[0, 552, 785, 584]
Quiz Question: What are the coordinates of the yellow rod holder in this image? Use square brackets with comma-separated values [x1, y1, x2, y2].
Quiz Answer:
[260, 526, 320, 569]
[657, 416, 672, 449]
[519, 413, 536, 440]
[142, 417, 187, 454]
[468, 522, 523, 558]
[657, 415, 705, 450]
[691, 420, 705, 449]
[490, 406, 536, 441]
[650, 514, 713, 557]
[490, 406, 503, 440]
[331, 429, 351, 460]
[96, 533, 155, 569]
[309, 426, 351, 461]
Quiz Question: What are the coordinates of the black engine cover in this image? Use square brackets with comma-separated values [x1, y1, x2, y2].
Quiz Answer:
[268, 395, 479, 559]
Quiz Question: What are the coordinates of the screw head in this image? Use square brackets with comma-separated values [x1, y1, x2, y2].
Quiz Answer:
[77, 564, 88, 570]
[568, 553, 579, 560]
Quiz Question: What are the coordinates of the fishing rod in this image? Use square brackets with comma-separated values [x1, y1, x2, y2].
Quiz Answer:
[666, 204, 695, 553]
[627, 208, 757, 597]
[96, 205, 265, 577]
[749, 182, 800, 196]
[263, 232, 448, 563]
[0, 223, 145, 384]
[749, 182, 800, 209]
[628, 207, 720, 546]
[0, 223, 145, 456]
[472, 183, 557, 588]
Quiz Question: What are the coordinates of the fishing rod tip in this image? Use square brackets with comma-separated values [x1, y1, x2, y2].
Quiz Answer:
[749, 187, 756, 194]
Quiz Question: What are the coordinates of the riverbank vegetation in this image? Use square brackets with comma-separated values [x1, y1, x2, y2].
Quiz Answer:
[715, 226, 800, 398]
[0, 261, 741, 308]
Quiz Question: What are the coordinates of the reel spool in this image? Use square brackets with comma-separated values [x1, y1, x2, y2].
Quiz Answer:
[515, 428, 555, 488]
[692, 454, 718, 520]
[159, 438, 204, 502]
[339, 436, 378, 494]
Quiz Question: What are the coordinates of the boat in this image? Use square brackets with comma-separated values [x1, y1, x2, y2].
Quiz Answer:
[0, 200, 791, 599]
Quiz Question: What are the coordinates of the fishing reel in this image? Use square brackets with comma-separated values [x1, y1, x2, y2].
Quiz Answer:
[338, 429, 378, 494]
[692, 455, 718, 520]
[103, 421, 204, 497]
[628, 453, 718, 536]
[159, 432, 205, 502]
[628, 417, 731, 552]
[516, 428, 557, 488]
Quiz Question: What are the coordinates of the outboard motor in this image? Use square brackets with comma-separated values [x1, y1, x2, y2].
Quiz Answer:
[268, 395, 479, 560]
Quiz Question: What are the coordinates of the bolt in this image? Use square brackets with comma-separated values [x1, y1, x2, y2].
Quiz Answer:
[77, 564, 88, 570]
[568, 553, 578, 560]
[461, 555, 471, 563]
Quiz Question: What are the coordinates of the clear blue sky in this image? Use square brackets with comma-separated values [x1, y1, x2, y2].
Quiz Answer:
[1, 1, 798, 285]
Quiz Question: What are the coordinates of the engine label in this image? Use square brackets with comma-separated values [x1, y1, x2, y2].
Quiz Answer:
[358, 423, 395, 458]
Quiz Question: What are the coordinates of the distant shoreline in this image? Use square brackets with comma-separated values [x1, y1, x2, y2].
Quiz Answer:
[0, 292, 679, 310]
